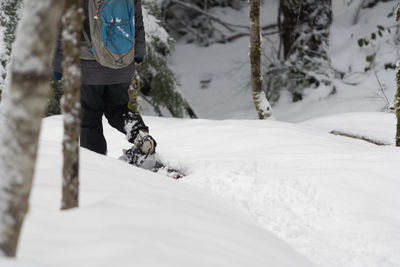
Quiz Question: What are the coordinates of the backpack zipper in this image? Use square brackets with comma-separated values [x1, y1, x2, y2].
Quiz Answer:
[94, 0, 104, 20]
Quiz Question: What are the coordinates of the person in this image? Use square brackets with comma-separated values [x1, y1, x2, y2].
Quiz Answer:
[52, 0, 156, 166]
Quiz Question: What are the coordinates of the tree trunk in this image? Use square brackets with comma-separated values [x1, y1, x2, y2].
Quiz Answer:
[0, 0, 23, 100]
[249, 0, 272, 119]
[61, 0, 82, 210]
[128, 70, 143, 114]
[0, 0, 64, 257]
[395, 6, 400, 147]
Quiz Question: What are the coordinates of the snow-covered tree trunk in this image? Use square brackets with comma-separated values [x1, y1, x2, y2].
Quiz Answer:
[249, 0, 272, 119]
[395, 5, 400, 147]
[394, 61, 400, 146]
[61, 0, 82, 210]
[128, 70, 143, 114]
[0, 0, 64, 256]
[0, 0, 23, 100]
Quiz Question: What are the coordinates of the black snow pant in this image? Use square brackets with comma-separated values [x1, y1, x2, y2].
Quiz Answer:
[80, 82, 148, 155]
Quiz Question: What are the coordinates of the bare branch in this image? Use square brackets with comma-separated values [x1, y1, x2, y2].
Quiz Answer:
[374, 72, 390, 107]
[168, 0, 248, 32]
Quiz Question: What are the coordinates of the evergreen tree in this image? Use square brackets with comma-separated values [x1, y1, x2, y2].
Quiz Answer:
[46, 80, 63, 116]
[139, 0, 196, 118]
[0, 0, 23, 101]
[265, 0, 335, 103]
[0, 0, 64, 256]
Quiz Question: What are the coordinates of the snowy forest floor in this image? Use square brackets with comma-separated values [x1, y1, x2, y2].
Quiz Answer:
[1, 112, 399, 267]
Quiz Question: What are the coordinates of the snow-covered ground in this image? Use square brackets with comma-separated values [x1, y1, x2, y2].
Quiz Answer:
[0, 116, 317, 267]
[1, 112, 399, 267]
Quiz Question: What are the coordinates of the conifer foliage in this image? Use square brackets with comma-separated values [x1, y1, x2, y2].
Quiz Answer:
[61, 0, 82, 210]
[0, 0, 64, 256]
[138, 1, 196, 118]
[265, 0, 334, 103]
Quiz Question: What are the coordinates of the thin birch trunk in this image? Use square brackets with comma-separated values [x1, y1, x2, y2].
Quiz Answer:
[0, 0, 64, 256]
[395, 5, 400, 147]
[61, 0, 83, 210]
[396, 63, 400, 146]
[249, 0, 272, 119]
[128, 70, 143, 114]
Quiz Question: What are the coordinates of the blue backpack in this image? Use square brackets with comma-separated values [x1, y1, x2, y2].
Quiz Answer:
[82, 0, 135, 69]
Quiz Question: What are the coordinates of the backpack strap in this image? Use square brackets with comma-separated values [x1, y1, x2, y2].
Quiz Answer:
[80, 5, 95, 60]
[82, 29, 92, 48]
[80, 29, 96, 60]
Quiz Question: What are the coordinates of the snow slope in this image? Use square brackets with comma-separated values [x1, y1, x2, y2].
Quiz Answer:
[156, 5, 400, 266]
[0, 116, 315, 267]
[104, 112, 398, 267]
[0, 111, 399, 267]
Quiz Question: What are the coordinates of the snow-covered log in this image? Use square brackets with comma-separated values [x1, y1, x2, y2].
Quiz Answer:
[0, 0, 64, 256]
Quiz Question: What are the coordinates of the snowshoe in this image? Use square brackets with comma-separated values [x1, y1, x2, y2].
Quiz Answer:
[119, 131, 185, 179]
[119, 131, 157, 169]
[152, 161, 186, 179]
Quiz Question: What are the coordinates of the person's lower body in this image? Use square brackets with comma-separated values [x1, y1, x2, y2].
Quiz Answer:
[80, 82, 152, 155]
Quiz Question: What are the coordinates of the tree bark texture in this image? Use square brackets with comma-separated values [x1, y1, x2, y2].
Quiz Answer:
[61, 0, 83, 210]
[395, 57, 400, 147]
[395, 7, 400, 147]
[0, 0, 64, 257]
[128, 70, 143, 114]
[249, 0, 272, 119]
[0, 0, 23, 98]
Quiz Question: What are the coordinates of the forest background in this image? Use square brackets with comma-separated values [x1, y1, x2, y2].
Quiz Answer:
[0, 0, 398, 121]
